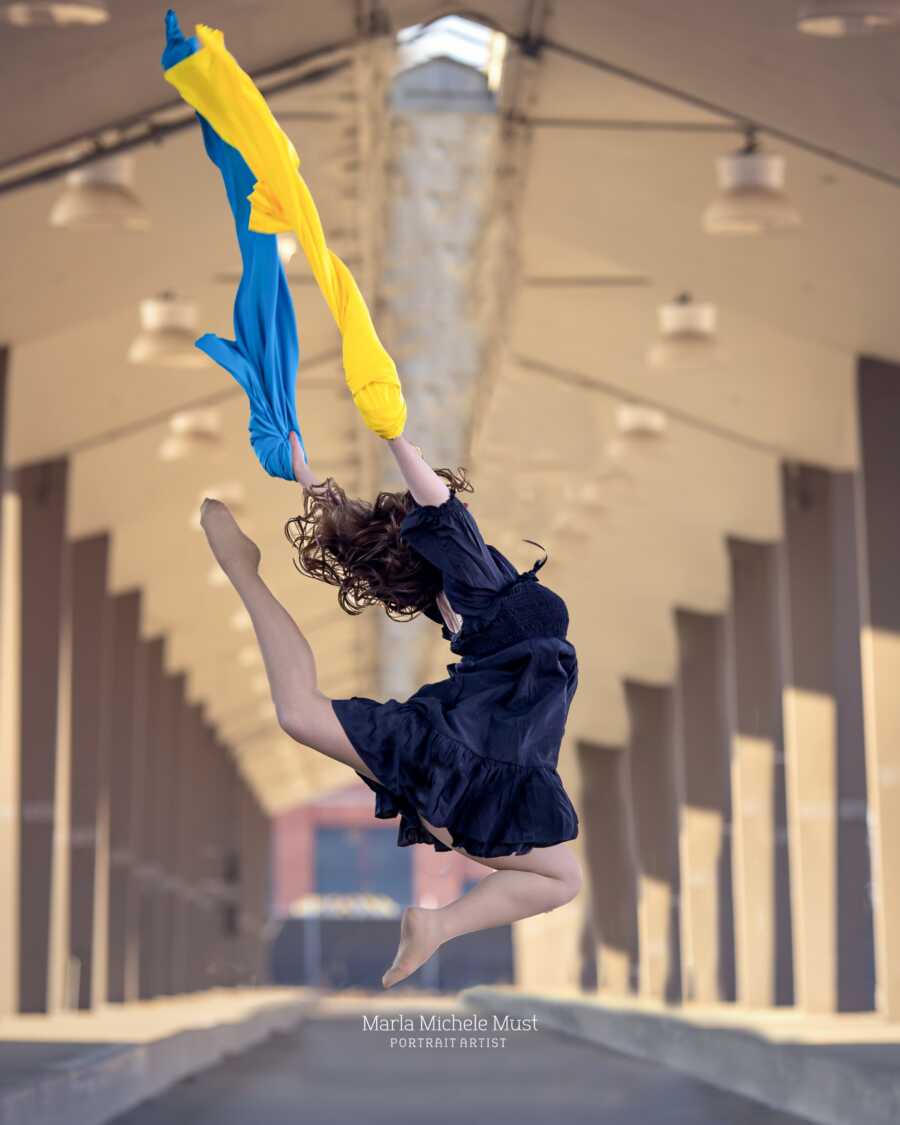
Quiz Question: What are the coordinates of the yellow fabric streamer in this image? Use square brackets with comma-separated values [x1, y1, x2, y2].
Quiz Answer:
[164, 23, 407, 439]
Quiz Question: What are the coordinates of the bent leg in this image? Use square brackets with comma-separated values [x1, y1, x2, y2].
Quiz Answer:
[383, 815, 583, 988]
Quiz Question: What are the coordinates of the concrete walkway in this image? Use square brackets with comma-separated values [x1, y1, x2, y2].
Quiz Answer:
[110, 994, 812, 1125]
[0, 988, 317, 1125]
[461, 986, 900, 1125]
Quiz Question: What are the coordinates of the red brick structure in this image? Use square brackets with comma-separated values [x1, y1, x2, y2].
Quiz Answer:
[273, 780, 485, 915]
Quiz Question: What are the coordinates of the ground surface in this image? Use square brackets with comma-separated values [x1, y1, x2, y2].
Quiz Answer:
[111, 997, 815, 1125]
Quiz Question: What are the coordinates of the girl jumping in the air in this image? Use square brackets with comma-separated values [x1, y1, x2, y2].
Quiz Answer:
[162, 12, 582, 989]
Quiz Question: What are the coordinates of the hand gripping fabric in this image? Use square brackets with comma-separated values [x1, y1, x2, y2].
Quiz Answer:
[161, 9, 407, 452]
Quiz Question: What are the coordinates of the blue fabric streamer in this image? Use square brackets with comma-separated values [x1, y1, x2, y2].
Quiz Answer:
[162, 9, 305, 481]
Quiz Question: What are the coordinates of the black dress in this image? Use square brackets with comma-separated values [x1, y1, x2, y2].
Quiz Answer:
[330, 488, 580, 859]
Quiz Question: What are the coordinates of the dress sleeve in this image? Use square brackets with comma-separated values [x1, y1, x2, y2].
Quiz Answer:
[399, 491, 519, 618]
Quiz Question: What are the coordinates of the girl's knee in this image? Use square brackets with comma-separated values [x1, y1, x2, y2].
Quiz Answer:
[554, 849, 583, 904]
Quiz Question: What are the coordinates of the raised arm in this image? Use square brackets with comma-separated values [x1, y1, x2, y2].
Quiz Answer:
[290, 431, 327, 490]
[387, 434, 452, 508]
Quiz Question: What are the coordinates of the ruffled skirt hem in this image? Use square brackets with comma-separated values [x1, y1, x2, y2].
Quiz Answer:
[331, 696, 579, 859]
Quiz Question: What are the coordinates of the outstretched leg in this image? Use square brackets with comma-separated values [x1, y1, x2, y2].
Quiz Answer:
[382, 817, 583, 988]
[200, 497, 380, 781]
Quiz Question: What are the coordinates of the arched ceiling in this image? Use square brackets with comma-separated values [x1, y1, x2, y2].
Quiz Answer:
[2, 0, 899, 810]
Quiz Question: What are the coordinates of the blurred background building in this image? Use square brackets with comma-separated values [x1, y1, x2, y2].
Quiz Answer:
[1, 0, 900, 1044]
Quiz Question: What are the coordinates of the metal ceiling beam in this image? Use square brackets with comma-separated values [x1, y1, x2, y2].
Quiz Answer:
[520, 35, 900, 192]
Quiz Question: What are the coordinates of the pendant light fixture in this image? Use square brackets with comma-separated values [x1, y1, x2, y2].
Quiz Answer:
[190, 482, 246, 530]
[49, 155, 148, 231]
[277, 232, 299, 265]
[647, 292, 722, 370]
[237, 645, 263, 669]
[1, 0, 107, 25]
[703, 128, 800, 235]
[797, 0, 900, 34]
[129, 292, 207, 369]
[157, 408, 223, 462]
[207, 563, 230, 589]
[616, 403, 668, 437]
[230, 608, 253, 633]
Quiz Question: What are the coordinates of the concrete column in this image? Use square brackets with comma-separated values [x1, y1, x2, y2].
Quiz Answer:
[855, 356, 900, 1019]
[173, 702, 205, 995]
[221, 753, 242, 987]
[200, 726, 225, 990]
[154, 672, 184, 996]
[726, 537, 794, 1008]
[67, 534, 114, 1009]
[625, 681, 682, 1003]
[237, 782, 255, 984]
[211, 742, 235, 990]
[192, 729, 216, 991]
[254, 801, 272, 986]
[673, 609, 736, 1004]
[2, 460, 72, 1013]
[781, 464, 875, 1013]
[186, 721, 211, 993]
[168, 695, 192, 995]
[238, 785, 271, 985]
[0, 350, 19, 1016]
[106, 592, 142, 1003]
[832, 473, 876, 1012]
[137, 638, 164, 1000]
[576, 742, 639, 995]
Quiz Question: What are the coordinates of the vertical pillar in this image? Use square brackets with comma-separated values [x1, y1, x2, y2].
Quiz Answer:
[107, 592, 142, 1003]
[0, 350, 19, 1016]
[238, 784, 271, 986]
[212, 739, 234, 988]
[221, 752, 241, 987]
[68, 534, 114, 1009]
[726, 538, 794, 1008]
[154, 672, 183, 996]
[855, 357, 900, 1019]
[576, 742, 639, 995]
[673, 610, 736, 1004]
[625, 681, 682, 1003]
[255, 799, 272, 986]
[781, 464, 875, 1013]
[137, 638, 164, 1000]
[195, 725, 221, 991]
[173, 682, 193, 994]
[237, 781, 254, 984]
[187, 721, 210, 993]
[171, 700, 200, 995]
[832, 473, 876, 1012]
[6, 460, 72, 1013]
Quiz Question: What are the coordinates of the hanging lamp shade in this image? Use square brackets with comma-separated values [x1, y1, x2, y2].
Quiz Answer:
[171, 407, 222, 443]
[207, 563, 230, 588]
[191, 482, 246, 528]
[647, 293, 722, 370]
[797, 0, 900, 35]
[129, 292, 208, 368]
[157, 408, 222, 462]
[704, 132, 800, 235]
[49, 155, 148, 231]
[230, 608, 253, 632]
[616, 403, 668, 437]
[276, 232, 299, 265]
[1, 0, 107, 25]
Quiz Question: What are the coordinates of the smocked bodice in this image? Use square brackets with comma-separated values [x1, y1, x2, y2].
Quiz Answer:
[442, 569, 571, 659]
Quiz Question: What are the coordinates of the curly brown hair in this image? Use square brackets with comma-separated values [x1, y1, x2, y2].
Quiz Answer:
[284, 467, 473, 621]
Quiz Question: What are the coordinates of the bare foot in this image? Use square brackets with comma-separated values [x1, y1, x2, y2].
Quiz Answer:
[200, 498, 261, 581]
[382, 907, 444, 989]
